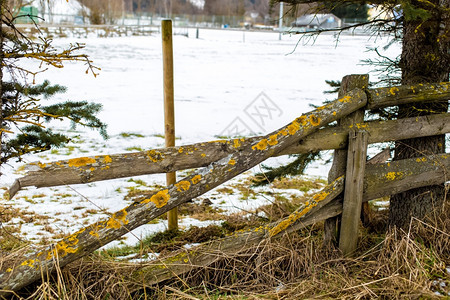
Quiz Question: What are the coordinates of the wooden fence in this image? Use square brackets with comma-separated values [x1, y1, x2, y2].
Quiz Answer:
[1, 76, 449, 293]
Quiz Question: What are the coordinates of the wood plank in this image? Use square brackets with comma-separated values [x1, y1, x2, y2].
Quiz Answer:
[367, 82, 450, 109]
[339, 130, 368, 255]
[162, 19, 178, 231]
[324, 74, 368, 246]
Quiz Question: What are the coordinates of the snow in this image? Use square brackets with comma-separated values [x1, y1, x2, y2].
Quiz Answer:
[0, 28, 401, 248]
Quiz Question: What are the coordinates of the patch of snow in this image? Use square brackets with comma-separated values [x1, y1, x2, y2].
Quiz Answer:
[184, 243, 201, 249]
[128, 253, 159, 263]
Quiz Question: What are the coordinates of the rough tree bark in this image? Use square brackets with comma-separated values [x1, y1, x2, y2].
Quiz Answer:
[0, 1, 3, 171]
[0, 89, 367, 293]
[390, 0, 450, 229]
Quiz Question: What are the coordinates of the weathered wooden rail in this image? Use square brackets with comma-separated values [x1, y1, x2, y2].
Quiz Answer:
[0, 78, 448, 294]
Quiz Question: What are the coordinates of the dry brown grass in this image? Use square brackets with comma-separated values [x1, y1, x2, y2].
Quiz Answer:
[6, 201, 447, 300]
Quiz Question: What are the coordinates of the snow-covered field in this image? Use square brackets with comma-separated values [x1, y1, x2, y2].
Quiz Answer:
[0, 28, 400, 248]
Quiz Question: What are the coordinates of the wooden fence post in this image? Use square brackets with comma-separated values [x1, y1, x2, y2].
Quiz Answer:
[162, 19, 178, 231]
[339, 130, 368, 255]
[324, 74, 369, 247]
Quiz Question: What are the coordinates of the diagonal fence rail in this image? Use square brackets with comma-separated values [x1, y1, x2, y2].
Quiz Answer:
[0, 88, 367, 293]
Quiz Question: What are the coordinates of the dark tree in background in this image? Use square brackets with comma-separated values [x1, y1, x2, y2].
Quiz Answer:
[270, 0, 449, 230]
[390, 0, 449, 229]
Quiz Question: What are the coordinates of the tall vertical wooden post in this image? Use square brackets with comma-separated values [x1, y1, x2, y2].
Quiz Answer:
[324, 74, 368, 247]
[278, 2, 284, 40]
[339, 130, 368, 255]
[162, 19, 178, 231]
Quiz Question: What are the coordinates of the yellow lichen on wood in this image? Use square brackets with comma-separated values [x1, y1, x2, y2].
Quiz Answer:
[38, 162, 47, 168]
[46, 230, 83, 260]
[228, 159, 236, 165]
[312, 190, 330, 202]
[252, 139, 268, 151]
[68, 157, 96, 167]
[233, 139, 241, 148]
[147, 150, 165, 163]
[339, 95, 351, 103]
[269, 208, 309, 237]
[209, 140, 228, 144]
[267, 135, 278, 146]
[47, 241, 78, 260]
[385, 172, 403, 181]
[287, 121, 300, 135]
[175, 181, 191, 192]
[103, 155, 112, 164]
[298, 115, 308, 126]
[416, 157, 427, 162]
[89, 222, 106, 238]
[21, 259, 36, 269]
[389, 87, 399, 96]
[269, 190, 330, 237]
[309, 114, 321, 126]
[201, 153, 206, 157]
[182, 146, 197, 155]
[178, 147, 184, 154]
[141, 189, 170, 208]
[89, 230, 99, 238]
[106, 209, 129, 229]
[191, 175, 202, 185]
[355, 123, 368, 129]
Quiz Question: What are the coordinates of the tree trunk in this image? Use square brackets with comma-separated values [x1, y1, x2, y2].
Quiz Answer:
[0, 0, 4, 171]
[390, 0, 450, 229]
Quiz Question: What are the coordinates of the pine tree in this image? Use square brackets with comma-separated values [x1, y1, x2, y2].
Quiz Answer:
[0, 1, 106, 169]
[269, 0, 449, 229]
